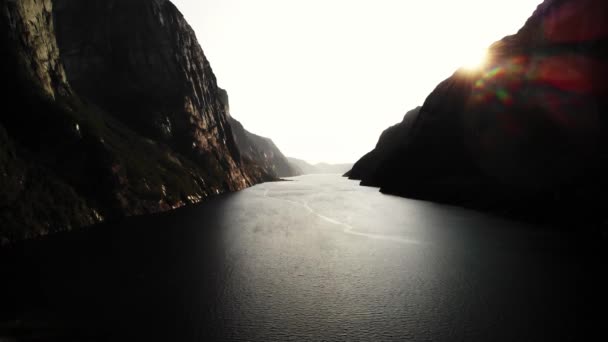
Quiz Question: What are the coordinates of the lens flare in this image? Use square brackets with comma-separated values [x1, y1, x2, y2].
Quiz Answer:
[461, 48, 489, 70]
[464, 52, 602, 187]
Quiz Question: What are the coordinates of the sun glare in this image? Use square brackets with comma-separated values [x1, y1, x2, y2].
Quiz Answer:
[172, 0, 543, 163]
[461, 48, 490, 71]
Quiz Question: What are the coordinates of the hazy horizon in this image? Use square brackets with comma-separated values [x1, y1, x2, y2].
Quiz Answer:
[171, 0, 541, 164]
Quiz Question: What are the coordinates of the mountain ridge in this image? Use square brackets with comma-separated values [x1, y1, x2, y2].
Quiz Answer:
[348, 0, 608, 225]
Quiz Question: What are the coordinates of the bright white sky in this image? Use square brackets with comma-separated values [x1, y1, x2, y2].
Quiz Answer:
[171, 0, 541, 164]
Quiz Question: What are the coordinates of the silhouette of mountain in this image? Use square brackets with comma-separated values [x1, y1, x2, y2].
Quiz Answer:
[346, 107, 421, 180]
[348, 0, 608, 225]
[0, 0, 277, 242]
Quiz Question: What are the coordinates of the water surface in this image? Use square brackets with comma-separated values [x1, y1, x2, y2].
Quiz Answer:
[1, 175, 605, 341]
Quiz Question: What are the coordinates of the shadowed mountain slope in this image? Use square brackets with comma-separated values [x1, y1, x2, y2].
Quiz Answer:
[348, 0, 608, 225]
[0, 0, 270, 242]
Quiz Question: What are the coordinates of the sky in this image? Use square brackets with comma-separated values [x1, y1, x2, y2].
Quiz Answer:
[171, 0, 542, 164]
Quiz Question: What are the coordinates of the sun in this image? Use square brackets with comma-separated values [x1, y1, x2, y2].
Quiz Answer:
[461, 48, 490, 71]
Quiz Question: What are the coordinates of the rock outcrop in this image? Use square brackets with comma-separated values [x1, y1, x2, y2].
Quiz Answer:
[0, 0, 268, 242]
[349, 0, 608, 224]
[217, 88, 299, 178]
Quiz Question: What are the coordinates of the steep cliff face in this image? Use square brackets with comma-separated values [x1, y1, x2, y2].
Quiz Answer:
[53, 0, 256, 190]
[218, 88, 299, 178]
[0, 0, 100, 242]
[350, 0, 608, 223]
[0, 0, 266, 242]
[1, 0, 70, 98]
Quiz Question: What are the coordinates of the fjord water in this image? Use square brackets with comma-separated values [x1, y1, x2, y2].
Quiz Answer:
[1, 175, 604, 341]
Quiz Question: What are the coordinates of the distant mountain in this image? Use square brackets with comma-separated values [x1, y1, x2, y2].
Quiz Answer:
[0, 0, 272, 242]
[288, 158, 319, 175]
[348, 0, 608, 225]
[288, 158, 353, 175]
[218, 88, 299, 178]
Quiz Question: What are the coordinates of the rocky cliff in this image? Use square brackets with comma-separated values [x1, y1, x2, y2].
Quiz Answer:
[217, 88, 299, 178]
[0, 0, 268, 242]
[1, 0, 100, 242]
[52, 0, 262, 189]
[349, 0, 608, 224]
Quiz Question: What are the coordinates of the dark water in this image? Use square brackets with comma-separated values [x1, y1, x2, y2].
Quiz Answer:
[1, 175, 606, 341]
